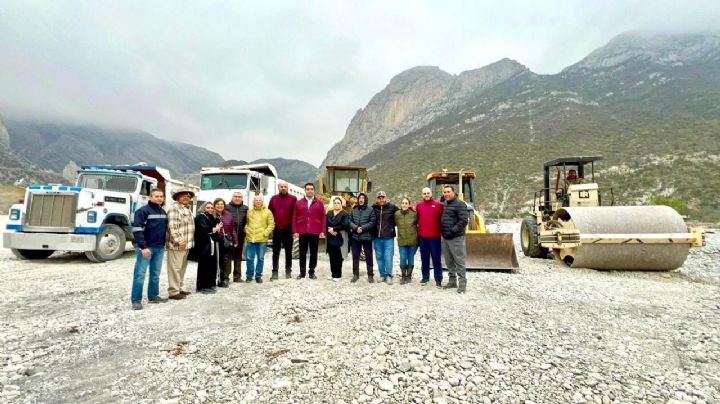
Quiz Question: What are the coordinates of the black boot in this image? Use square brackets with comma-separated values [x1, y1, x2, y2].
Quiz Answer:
[399, 267, 406, 285]
[407, 267, 414, 284]
[270, 271, 279, 281]
[444, 278, 458, 289]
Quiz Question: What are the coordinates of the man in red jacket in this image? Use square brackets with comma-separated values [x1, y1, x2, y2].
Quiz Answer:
[268, 181, 297, 280]
[292, 183, 326, 279]
[416, 187, 444, 287]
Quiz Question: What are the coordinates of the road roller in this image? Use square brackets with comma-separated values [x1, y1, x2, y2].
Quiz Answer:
[521, 156, 705, 270]
[427, 170, 519, 272]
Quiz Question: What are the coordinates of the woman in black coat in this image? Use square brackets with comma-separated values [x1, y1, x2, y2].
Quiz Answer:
[194, 202, 222, 293]
[326, 197, 350, 281]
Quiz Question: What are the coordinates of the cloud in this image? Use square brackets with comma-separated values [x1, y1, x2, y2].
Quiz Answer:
[1, 0, 719, 166]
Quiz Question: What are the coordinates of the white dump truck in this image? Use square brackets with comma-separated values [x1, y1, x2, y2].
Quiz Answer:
[4, 164, 198, 262]
[196, 163, 304, 208]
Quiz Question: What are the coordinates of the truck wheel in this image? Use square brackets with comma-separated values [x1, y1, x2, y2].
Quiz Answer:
[520, 215, 548, 258]
[85, 224, 127, 262]
[11, 249, 55, 260]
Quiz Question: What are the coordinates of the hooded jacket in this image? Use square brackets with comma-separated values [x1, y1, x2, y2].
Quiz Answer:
[349, 193, 377, 242]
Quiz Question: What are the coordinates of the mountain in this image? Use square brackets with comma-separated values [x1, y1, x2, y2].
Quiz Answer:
[0, 115, 62, 185]
[323, 31, 720, 222]
[4, 121, 225, 177]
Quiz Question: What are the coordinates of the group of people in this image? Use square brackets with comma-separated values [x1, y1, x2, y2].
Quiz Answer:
[129, 181, 469, 310]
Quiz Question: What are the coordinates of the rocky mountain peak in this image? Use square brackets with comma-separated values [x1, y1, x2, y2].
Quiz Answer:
[321, 59, 528, 167]
[453, 58, 528, 98]
[567, 31, 720, 72]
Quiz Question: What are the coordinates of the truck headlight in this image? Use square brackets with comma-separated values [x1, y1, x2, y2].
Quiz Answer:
[9, 209, 20, 221]
[87, 211, 97, 223]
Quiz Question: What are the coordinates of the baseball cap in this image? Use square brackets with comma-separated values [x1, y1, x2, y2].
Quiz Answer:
[376, 191, 386, 197]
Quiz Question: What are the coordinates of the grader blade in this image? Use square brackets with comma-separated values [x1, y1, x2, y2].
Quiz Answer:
[464, 232, 519, 272]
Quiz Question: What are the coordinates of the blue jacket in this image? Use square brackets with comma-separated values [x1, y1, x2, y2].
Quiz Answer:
[132, 202, 168, 249]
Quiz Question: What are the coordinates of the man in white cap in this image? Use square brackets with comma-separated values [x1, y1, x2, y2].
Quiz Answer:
[166, 188, 195, 300]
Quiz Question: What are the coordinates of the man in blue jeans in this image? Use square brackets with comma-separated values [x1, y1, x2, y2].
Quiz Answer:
[130, 189, 169, 310]
[372, 191, 399, 284]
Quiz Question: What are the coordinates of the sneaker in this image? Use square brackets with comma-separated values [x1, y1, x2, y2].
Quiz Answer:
[387, 276, 393, 285]
[350, 276, 359, 283]
[368, 275, 374, 283]
[256, 278, 263, 284]
[296, 274, 306, 279]
[309, 274, 317, 280]
[131, 302, 143, 310]
[148, 296, 168, 303]
[285, 271, 292, 279]
[420, 279, 429, 286]
[168, 294, 186, 300]
[245, 278, 253, 283]
[435, 280, 442, 288]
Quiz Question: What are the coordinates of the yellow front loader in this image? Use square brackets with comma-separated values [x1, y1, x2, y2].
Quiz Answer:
[427, 170, 519, 272]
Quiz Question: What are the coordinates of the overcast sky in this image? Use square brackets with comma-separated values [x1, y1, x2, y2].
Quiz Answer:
[1, 1, 719, 166]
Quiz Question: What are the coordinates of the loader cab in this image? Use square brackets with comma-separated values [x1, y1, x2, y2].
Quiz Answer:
[318, 165, 371, 211]
[540, 156, 603, 215]
[426, 170, 477, 208]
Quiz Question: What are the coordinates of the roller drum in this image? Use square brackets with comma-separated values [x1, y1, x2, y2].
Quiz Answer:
[554, 206, 691, 271]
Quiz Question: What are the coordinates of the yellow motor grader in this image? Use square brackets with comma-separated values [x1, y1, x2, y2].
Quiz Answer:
[426, 170, 519, 272]
[521, 156, 704, 270]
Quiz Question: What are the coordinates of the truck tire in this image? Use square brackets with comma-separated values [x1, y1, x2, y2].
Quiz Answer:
[11, 249, 55, 260]
[520, 215, 548, 258]
[85, 224, 127, 262]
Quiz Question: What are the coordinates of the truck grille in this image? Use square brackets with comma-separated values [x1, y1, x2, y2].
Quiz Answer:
[24, 193, 78, 232]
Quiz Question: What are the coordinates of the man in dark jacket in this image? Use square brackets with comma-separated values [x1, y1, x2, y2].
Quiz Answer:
[372, 191, 399, 283]
[130, 189, 169, 310]
[349, 193, 377, 283]
[440, 185, 469, 293]
[268, 181, 297, 280]
[225, 192, 249, 283]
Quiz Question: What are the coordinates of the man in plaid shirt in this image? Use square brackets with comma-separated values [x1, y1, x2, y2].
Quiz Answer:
[166, 188, 196, 300]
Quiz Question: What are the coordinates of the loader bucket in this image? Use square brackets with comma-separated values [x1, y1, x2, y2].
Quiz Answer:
[463, 232, 519, 272]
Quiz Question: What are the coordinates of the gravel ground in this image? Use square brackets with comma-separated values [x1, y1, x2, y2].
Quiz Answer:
[1, 216, 719, 404]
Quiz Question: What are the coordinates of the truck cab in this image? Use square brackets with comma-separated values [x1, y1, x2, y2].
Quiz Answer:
[196, 163, 303, 210]
[4, 164, 194, 262]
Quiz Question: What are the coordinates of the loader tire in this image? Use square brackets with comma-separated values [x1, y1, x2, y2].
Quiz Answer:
[12, 249, 54, 260]
[521, 215, 548, 258]
[85, 224, 127, 262]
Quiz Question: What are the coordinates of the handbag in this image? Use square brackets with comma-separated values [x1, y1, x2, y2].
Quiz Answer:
[222, 233, 233, 249]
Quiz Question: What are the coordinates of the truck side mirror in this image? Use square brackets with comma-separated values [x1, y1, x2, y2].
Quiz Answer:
[367, 181, 372, 192]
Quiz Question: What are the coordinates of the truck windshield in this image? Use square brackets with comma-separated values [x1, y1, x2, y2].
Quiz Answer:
[201, 173, 248, 190]
[333, 170, 360, 193]
[78, 174, 138, 193]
